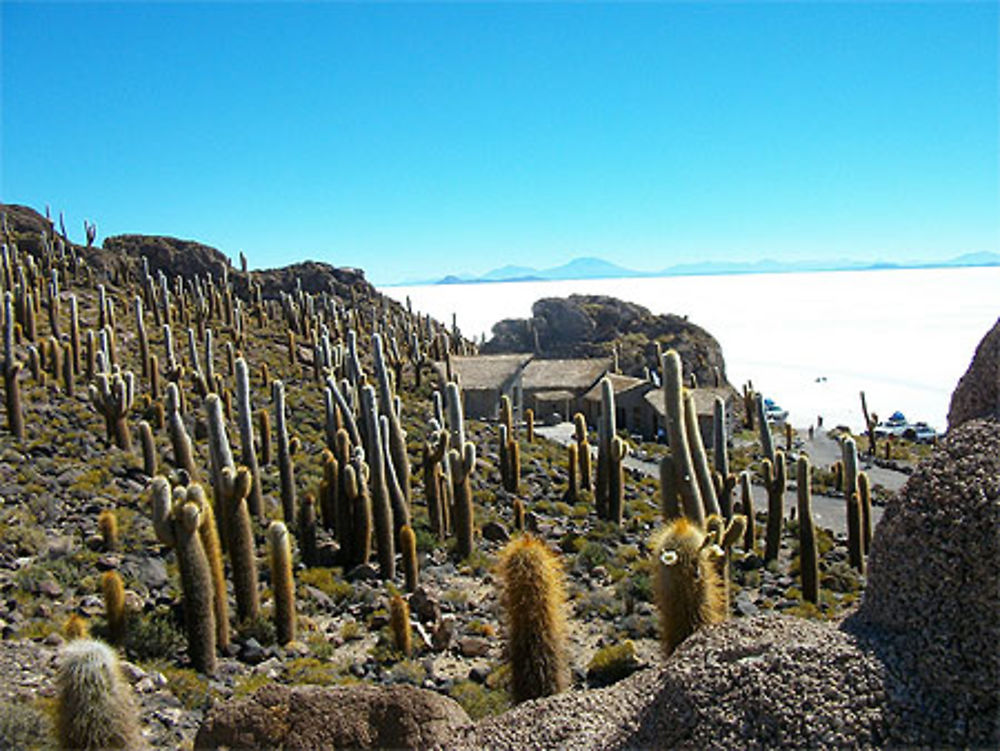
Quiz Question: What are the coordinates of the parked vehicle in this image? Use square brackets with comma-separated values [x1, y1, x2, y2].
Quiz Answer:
[763, 398, 788, 423]
[903, 422, 938, 443]
[874, 412, 937, 442]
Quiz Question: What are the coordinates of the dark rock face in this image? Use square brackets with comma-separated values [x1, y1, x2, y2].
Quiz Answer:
[194, 683, 472, 750]
[483, 294, 728, 385]
[947, 318, 999, 429]
[854, 418, 1000, 744]
[254, 260, 372, 303]
[104, 234, 232, 284]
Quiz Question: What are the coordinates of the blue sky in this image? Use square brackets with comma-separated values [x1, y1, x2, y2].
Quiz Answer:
[2, 2, 997, 285]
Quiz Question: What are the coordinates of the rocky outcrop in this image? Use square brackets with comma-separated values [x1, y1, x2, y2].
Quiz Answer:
[483, 295, 728, 386]
[947, 318, 999, 429]
[194, 683, 472, 750]
[103, 234, 232, 284]
[853, 418, 1000, 744]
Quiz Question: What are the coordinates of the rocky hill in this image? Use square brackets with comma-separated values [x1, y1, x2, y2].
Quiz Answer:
[483, 294, 729, 387]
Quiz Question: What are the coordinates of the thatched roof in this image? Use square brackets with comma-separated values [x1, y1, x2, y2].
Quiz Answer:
[582, 374, 651, 403]
[521, 358, 611, 392]
[433, 354, 532, 391]
[644, 386, 734, 418]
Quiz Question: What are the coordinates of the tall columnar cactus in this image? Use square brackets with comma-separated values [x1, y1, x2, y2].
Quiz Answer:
[755, 393, 776, 463]
[684, 391, 720, 518]
[422, 425, 449, 540]
[704, 512, 747, 612]
[446, 381, 476, 559]
[361, 384, 394, 578]
[858, 470, 872, 554]
[165, 383, 198, 480]
[566, 442, 579, 503]
[185, 482, 230, 652]
[573, 412, 592, 494]
[842, 436, 859, 503]
[55, 639, 143, 751]
[299, 494, 318, 567]
[272, 380, 297, 526]
[496, 535, 569, 703]
[134, 296, 148, 379]
[796, 456, 819, 604]
[712, 396, 735, 519]
[506, 430, 520, 494]
[267, 521, 296, 646]
[221, 466, 259, 623]
[608, 435, 628, 525]
[400, 524, 419, 592]
[257, 407, 272, 466]
[595, 377, 616, 520]
[344, 452, 373, 566]
[90, 368, 135, 451]
[101, 571, 126, 646]
[381, 413, 411, 534]
[738, 471, 756, 551]
[763, 451, 786, 564]
[151, 477, 216, 674]
[499, 393, 513, 436]
[525, 407, 535, 443]
[651, 517, 728, 656]
[234, 358, 264, 519]
[372, 333, 412, 507]
[661, 351, 704, 525]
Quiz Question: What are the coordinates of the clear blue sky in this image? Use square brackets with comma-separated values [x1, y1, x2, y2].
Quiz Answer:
[2, 2, 997, 285]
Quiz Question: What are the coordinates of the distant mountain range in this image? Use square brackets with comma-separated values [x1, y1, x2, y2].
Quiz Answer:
[422, 251, 1000, 286]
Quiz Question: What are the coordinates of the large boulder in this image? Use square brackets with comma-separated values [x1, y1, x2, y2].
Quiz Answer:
[854, 418, 1000, 744]
[194, 683, 472, 750]
[947, 318, 999, 429]
[483, 295, 728, 386]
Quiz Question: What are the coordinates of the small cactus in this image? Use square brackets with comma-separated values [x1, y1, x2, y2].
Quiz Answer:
[525, 407, 535, 442]
[400, 524, 419, 593]
[97, 509, 118, 551]
[651, 517, 727, 656]
[55, 639, 144, 750]
[100, 571, 126, 645]
[496, 535, 569, 703]
[63, 613, 89, 641]
[389, 592, 412, 657]
[572, 413, 592, 494]
[268, 521, 296, 645]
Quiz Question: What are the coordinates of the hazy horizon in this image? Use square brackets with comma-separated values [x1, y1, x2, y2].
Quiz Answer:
[3, 2, 997, 285]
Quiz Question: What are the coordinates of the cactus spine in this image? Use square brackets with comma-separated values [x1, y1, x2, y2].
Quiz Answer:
[55, 639, 143, 750]
[497, 535, 569, 703]
[267, 521, 296, 645]
[662, 351, 704, 525]
[796, 456, 819, 604]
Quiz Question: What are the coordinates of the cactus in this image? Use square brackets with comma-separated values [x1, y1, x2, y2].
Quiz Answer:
[573, 413, 592, 494]
[151, 478, 216, 674]
[858, 470, 872, 554]
[221, 466, 259, 623]
[267, 521, 296, 645]
[101, 571, 126, 645]
[738, 471, 756, 551]
[272, 380, 297, 526]
[661, 351, 703, 525]
[847, 491, 865, 573]
[651, 517, 727, 656]
[683, 391, 720, 518]
[608, 435, 627, 525]
[361, 384, 395, 578]
[299, 494, 318, 567]
[496, 535, 569, 703]
[796, 456, 819, 604]
[389, 592, 412, 657]
[595, 377, 616, 520]
[138, 420, 156, 476]
[525, 407, 535, 442]
[512, 498, 525, 532]
[445, 381, 476, 559]
[204, 392, 235, 552]
[659, 454, 681, 520]
[763, 451, 786, 564]
[755, 392, 776, 463]
[712, 396, 733, 518]
[400, 524, 419, 592]
[257, 407, 272, 466]
[566, 441, 579, 503]
[165, 383, 197, 480]
[55, 639, 143, 750]
[506, 432, 520, 493]
[63, 613, 89, 641]
[372, 333, 412, 507]
[422, 426, 449, 540]
[186, 483, 230, 652]
[90, 368, 135, 451]
[381, 413, 411, 534]
[343, 456, 373, 566]
[234, 358, 264, 519]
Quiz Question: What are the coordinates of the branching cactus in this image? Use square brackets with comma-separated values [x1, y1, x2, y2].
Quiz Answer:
[55, 639, 144, 750]
[361, 384, 394, 579]
[267, 521, 296, 646]
[272, 380, 297, 526]
[496, 535, 569, 703]
[221, 465, 259, 623]
[661, 351, 704, 526]
[234, 357, 264, 519]
[150, 477, 216, 674]
[446, 381, 476, 559]
[796, 456, 819, 604]
[343, 451, 373, 566]
[651, 517, 728, 657]
[90, 367, 135, 451]
[185, 483, 230, 652]
[573, 413, 592, 494]
[763, 451, 786, 564]
[422, 423, 449, 541]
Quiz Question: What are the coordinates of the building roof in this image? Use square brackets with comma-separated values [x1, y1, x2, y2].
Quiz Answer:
[521, 358, 611, 392]
[644, 386, 735, 418]
[582, 373, 651, 403]
[433, 354, 532, 391]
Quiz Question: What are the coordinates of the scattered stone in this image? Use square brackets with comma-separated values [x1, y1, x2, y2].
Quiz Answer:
[481, 521, 510, 543]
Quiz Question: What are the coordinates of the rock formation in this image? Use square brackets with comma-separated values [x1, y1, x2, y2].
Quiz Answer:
[947, 317, 999, 429]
